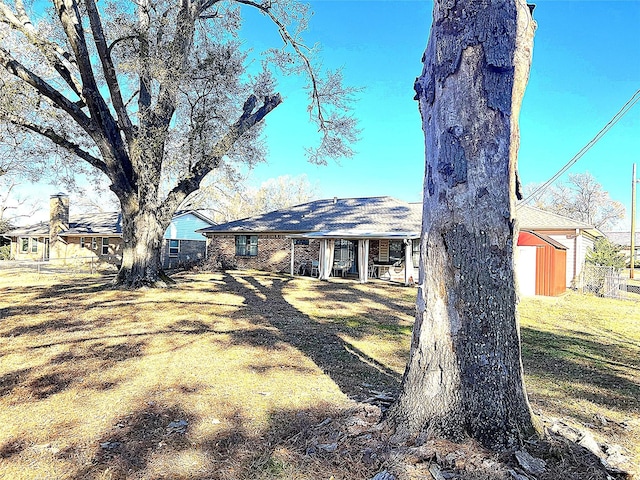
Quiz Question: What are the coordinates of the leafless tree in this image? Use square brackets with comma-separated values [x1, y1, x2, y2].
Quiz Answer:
[184, 173, 318, 223]
[527, 172, 625, 230]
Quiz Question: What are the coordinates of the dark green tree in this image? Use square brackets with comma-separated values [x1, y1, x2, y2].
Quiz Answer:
[586, 238, 626, 269]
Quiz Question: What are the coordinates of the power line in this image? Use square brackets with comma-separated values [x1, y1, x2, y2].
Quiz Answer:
[519, 88, 640, 206]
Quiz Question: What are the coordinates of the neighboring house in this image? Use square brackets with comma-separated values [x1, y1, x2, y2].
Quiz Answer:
[198, 196, 423, 285]
[4, 193, 214, 268]
[516, 204, 603, 288]
[163, 210, 217, 268]
[199, 197, 602, 294]
[603, 231, 640, 266]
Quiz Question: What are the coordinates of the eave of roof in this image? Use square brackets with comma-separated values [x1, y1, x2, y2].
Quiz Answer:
[289, 230, 420, 240]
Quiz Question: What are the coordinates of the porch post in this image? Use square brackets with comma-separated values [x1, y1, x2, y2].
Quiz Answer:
[290, 239, 295, 276]
[318, 239, 326, 279]
[404, 239, 415, 286]
[358, 239, 370, 283]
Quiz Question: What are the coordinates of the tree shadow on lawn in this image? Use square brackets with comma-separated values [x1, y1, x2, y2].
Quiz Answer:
[521, 326, 640, 418]
[66, 402, 375, 480]
[221, 272, 404, 402]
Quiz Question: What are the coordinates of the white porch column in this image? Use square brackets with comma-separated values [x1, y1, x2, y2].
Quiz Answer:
[318, 239, 326, 279]
[404, 239, 415, 286]
[290, 239, 295, 276]
[318, 239, 335, 280]
[358, 239, 370, 283]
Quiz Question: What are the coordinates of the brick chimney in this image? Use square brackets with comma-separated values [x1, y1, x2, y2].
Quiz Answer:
[50, 193, 69, 255]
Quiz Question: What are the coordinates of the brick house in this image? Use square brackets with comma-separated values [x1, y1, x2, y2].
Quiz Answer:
[199, 196, 423, 285]
[4, 193, 214, 268]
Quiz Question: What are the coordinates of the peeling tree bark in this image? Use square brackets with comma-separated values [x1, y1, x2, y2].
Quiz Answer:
[387, 0, 540, 450]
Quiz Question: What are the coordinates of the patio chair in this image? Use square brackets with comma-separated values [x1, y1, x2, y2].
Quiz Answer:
[333, 260, 351, 277]
[368, 263, 377, 278]
[310, 260, 319, 277]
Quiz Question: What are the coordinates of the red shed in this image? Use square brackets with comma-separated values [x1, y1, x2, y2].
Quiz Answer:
[517, 230, 567, 297]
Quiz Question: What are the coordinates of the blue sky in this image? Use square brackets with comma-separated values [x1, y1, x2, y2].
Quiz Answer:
[249, 0, 640, 228]
[8, 0, 640, 230]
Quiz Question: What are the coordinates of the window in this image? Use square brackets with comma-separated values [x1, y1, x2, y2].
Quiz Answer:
[80, 237, 85, 248]
[412, 239, 420, 267]
[334, 239, 354, 263]
[92, 238, 97, 250]
[102, 237, 109, 255]
[169, 239, 180, 257]
[389, 240, 404, 264]
[30, 237, 38, 253]
[294, 239, 309, 246]
[21, 237, 29, 253]
[235, 235, 258, 256]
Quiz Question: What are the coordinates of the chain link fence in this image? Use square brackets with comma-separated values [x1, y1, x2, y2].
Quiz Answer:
[578, 264, 631, 299]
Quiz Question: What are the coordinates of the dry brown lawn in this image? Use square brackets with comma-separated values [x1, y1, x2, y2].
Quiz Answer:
[0, 268, 638, 479]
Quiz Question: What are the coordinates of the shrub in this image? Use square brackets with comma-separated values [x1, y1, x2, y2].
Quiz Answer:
[0, 245, 11, 260]
[586, 238, 626, 269]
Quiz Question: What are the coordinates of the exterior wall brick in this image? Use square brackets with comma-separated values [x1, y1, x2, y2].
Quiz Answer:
[207, 234, 321, 273]
[161, 239, 206, 268]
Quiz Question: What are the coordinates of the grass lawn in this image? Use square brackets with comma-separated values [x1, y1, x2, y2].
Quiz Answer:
[0, 269, 638, 479]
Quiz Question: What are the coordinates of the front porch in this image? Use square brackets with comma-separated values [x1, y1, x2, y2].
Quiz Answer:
[288, 231, 420, 285]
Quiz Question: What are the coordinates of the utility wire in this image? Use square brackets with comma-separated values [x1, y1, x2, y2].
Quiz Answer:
[519, 88, 640, 206]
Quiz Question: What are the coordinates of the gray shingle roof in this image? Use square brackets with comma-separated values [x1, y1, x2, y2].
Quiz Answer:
[64, 212, 122, 235]
[199, 197, 605, 237]
[199, 196, 423, 235]
[516, 204, 595, 230]
[604, 231, 639, 247]
[6, 212, 122, 236]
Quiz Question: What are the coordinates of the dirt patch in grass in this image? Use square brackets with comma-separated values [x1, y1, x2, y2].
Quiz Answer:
[0, 270, 638, 479]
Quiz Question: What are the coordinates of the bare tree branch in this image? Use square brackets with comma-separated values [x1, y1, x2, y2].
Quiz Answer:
[160, 93, 282, 222]
[0, 1, 83, 98]
[84, 0, 134, 143]
[0, 46, 91, 128]
[7, 115, 108, 175]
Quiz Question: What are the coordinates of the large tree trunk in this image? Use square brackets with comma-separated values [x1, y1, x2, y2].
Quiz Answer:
[387, 0, 539, 450]
[114, 203, 173, 288]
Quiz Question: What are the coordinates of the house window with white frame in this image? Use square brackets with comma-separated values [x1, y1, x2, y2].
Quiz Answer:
[169, 239, 180, 257]
[21, 237, 29, 253]
[412, 239, 420, 267]
[80, 237, 85, 248]
[102, 237, 109, 255]
[235, 235, 258, 256]
[92, 238, 97, 250]
[30, 237, 38, 253]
